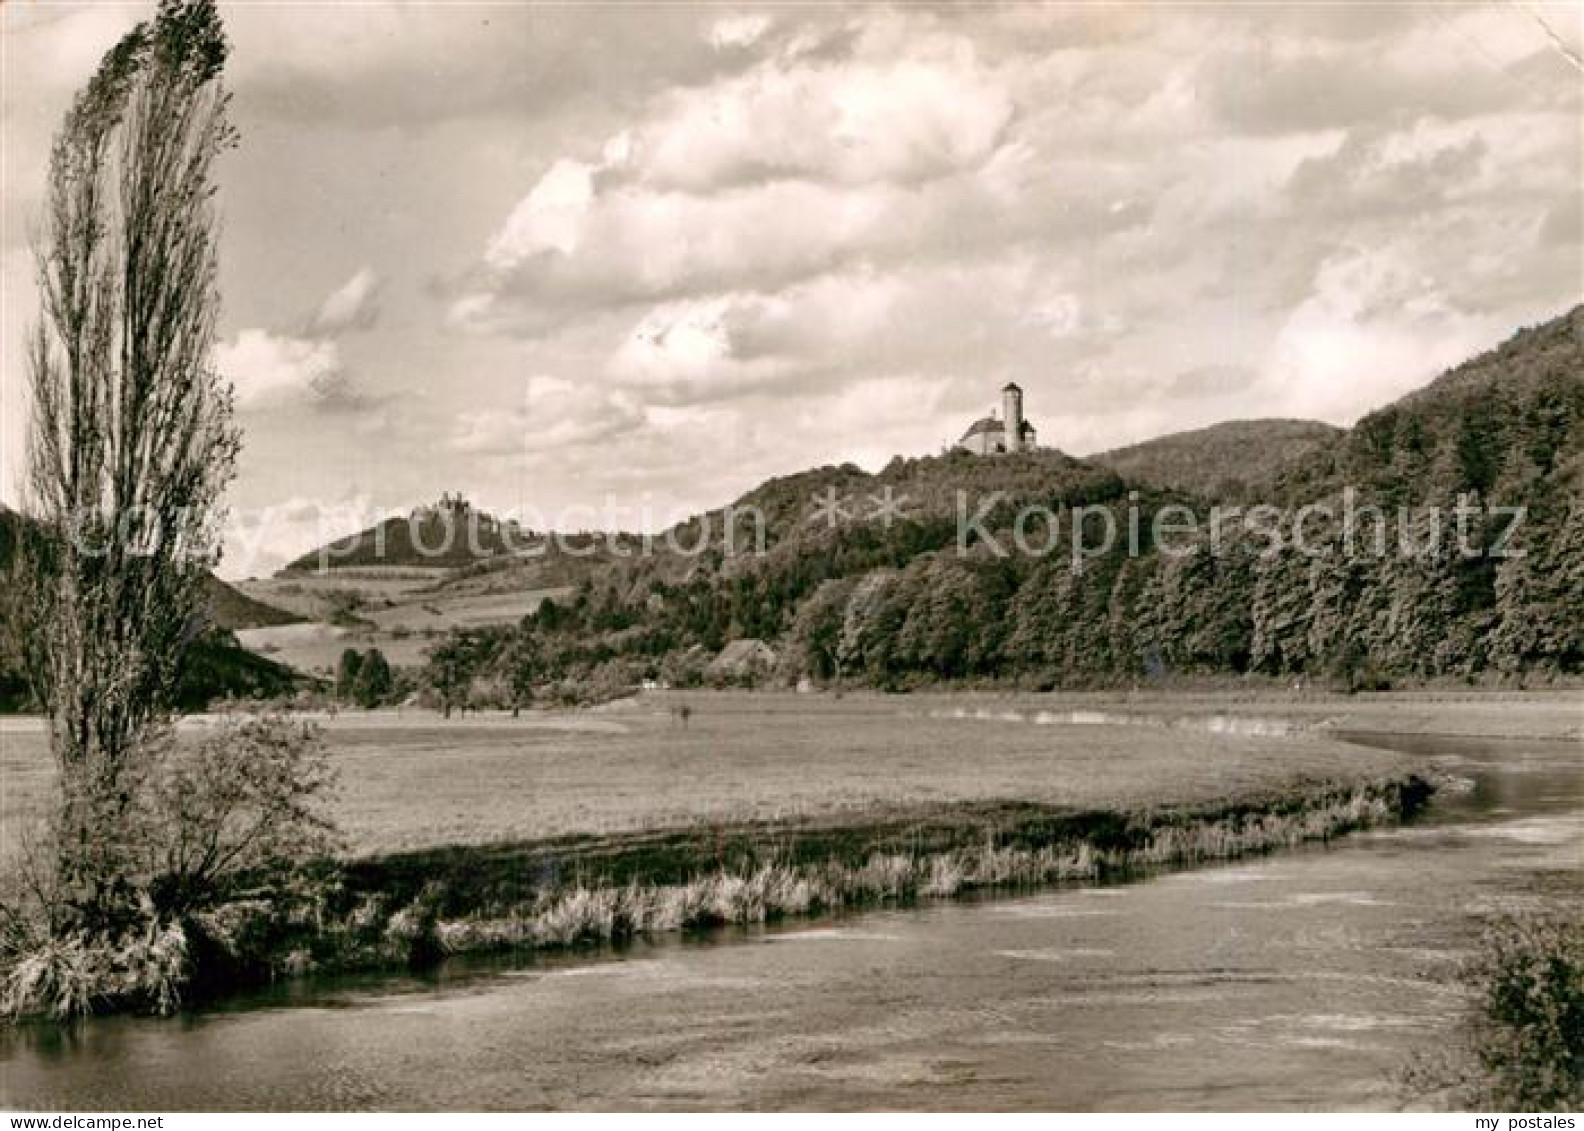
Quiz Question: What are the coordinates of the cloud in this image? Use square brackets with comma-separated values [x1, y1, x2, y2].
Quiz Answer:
[451, 14, 1021, 332]
[1255, 243, 1512, 422]
[218, 329, 346, 409]
[612, 299, 741, 392]
[9, 2, 1580, 551]
[221, 5, 740, 130]
[309, 267, 383, 335]
[708, 14, 772, 51]
[486, 159, 600, 268]
[448, 381, 645, 456]
[450, 177, 902, 331]
[634, 24, 1012, 191]
[219, 271, 387, 412]
[1283, 126, 1490, 220]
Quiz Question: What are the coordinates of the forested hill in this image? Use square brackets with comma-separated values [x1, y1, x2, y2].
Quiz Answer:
[8, 306, 1582, 709]
[0, 508, 301, 710]
[1090, 419, 1342, 500]
[1273, 308, 1584, 507]
[435, 306, 1583, 697]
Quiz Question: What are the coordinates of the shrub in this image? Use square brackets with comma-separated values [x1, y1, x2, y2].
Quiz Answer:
[2, 937, 99, 1020]
[1465, 913, 1583, 1109]
[1408, 911, 1583, 1110]
[141, 714, 340, 917]
[2, 713, 339, 1019]
[2, 906, 189, 1021]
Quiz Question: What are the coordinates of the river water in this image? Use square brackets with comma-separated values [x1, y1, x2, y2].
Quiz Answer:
[2, 735, 1578, 1111]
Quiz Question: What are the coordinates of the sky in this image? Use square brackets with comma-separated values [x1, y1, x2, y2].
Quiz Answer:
[2, 1, 1580, 576]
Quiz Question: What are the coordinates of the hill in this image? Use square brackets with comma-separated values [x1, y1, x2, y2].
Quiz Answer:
[283, 494, 530, 573]
[404, 305, 1583, 699]
[17, 308, 1577, 704]
[0, 508, 302, 711]
[1090, 419, 1342, 500]
[203, 575, 304, 631]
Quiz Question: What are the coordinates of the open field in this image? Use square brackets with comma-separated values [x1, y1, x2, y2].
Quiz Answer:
[235, 622, 435, 675]
[358, 585, 573, 634]
[233, 570, 447, 619]
[230, 571, 572, 675]
[5, 689, 1571, 873]
[1, 691, 1464, 860]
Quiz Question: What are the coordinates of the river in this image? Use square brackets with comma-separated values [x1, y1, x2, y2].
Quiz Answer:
[2, 734, 1578, 1111]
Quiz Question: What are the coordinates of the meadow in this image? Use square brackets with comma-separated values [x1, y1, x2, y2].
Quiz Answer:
[232, 570, 571, 675]
[0, 691, 1468, 862]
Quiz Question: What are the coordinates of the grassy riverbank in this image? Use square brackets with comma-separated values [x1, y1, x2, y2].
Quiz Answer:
[174, 696, 1441, 993]
[341, 772, 1433, 965]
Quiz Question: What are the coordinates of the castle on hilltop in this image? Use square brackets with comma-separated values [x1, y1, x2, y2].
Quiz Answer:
[956, 382, 1038, 455]
[411, 492, 473, 520]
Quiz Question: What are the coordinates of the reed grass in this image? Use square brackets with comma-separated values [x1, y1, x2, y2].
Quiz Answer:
[2, 919, 187, 1020]
[424, 775, 1424, 962]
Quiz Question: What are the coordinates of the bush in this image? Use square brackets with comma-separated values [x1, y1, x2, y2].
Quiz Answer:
[1408, 911, 1583, 1109]
[1, 713, 339, 1019]
[1465, 913, 1583, 1109]
[2, 906, 189, 1021]
[141, 714, 340, 916]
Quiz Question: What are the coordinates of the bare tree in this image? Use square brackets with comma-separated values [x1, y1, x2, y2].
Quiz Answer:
[22, 0, 238, 931]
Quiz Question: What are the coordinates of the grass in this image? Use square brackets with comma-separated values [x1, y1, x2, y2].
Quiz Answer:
[426, 777, 1421, 955]
[1, 690, 1540, 866]
[2, 919, 189, 1021]
[0, 694, 1415, 857]
[336, 767, 1430, 917]
[3, 691, 1470, 1012]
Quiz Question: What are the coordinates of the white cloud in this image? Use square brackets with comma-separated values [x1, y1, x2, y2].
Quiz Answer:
[458, 16, 1022, 332]
[310, 267, 383, 334]
[1257, 245, 1505, 422]
[218, 329, 345, 409]
[463, 178, 903, 326]
[449, 381, 644, 455]
[486, 158, 599, 268]
[633, 32, 1013, 189]
[708, 14, 772, 51]
[217, 272, 396, 412]
[9, 2, 1579, 547]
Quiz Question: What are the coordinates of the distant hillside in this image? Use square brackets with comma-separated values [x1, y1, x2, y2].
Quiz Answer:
[1275, 308, 1584, 506]
[202, 575, 304, 631]
[1090, 419, 1342, 500]
[283, 495, 528, 573]
[411, 305, 1583, 695]
[4, 505, 299, 632]
[0, 507, 302, 711]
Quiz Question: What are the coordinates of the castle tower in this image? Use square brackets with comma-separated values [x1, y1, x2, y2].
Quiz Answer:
[1002, 382, 1024, 453]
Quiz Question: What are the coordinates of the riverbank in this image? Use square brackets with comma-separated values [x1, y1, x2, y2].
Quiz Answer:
[334, 772, 1433, 969]
[162, 699, 1442, 1002]
[5, 766, 1434, 1018]
[7, 732, 1577, 1110]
